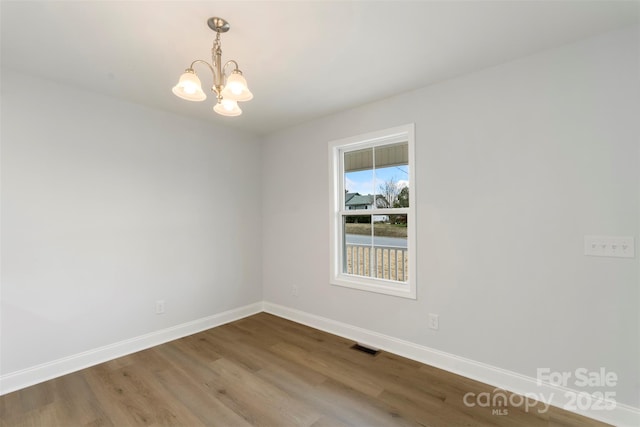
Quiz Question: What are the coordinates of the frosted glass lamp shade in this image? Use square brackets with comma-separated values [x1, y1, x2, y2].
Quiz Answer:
[172, 70, 206, 101]
[221, 71, 253, 102]
[214, 99, 242, 116]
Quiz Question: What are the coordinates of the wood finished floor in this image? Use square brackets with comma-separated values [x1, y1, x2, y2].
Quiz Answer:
[0, 313, 610, 427]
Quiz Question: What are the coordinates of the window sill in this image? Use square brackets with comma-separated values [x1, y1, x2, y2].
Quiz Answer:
[330, 274, 416, 300]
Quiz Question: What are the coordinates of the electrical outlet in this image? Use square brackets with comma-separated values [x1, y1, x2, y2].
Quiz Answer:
[292, 285, 299, 297]
[428, 313, 439, 330]
[155, 300, 165, 314]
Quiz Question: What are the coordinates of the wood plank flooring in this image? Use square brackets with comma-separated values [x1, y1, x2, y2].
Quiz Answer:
[0, 313, 610, 426]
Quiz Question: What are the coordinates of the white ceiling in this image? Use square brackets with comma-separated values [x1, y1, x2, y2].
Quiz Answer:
[2, 1, 638, 135]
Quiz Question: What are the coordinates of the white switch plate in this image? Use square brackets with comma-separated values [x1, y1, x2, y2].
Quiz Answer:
[155, 300, 165, 314]
[584, 236, 635, 258]
[428, 313, 439, 330]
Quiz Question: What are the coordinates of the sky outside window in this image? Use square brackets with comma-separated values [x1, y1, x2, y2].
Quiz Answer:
[345, 166, 409, 197]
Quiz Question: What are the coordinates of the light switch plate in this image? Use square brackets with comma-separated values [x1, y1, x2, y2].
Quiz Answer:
[584, 236, 634, 258]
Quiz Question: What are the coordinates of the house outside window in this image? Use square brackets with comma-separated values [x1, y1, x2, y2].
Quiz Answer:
[328, 124, 416, 299]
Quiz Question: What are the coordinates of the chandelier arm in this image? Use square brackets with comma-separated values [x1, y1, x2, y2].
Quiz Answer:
[222, 60, 240, 77]
[189, 60, 216, 78]
[189, 59, 222, 98]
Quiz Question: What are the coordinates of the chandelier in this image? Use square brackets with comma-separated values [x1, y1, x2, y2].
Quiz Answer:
[172, 17, 253, 117]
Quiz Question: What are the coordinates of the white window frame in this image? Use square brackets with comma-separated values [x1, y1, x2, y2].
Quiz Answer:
[328, 124, 416, 299]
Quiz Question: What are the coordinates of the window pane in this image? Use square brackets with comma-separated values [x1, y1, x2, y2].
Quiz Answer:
[345, 147, 373, 172]
[373, 214, 408, 282]
[374, 143, 409, 209]
[343, 215, 372, 277]
[344, 148, 375, 210]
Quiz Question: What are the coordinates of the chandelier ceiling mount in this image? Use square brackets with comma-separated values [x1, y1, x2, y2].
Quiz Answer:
[207, 17, 230, 33]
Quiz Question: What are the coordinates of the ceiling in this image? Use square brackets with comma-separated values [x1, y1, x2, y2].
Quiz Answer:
[2, 1, 638, 135]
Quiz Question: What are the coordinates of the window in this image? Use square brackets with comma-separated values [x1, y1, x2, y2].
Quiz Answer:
[329, 124, 416, 299]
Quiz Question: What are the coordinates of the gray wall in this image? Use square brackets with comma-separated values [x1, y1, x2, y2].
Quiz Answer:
[261, 27, 639, 406]
[1, 71, 263, 373]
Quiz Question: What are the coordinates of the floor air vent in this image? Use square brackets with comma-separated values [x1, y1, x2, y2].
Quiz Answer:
[351, 343, 380, 356]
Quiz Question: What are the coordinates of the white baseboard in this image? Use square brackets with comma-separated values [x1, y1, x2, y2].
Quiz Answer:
[263, 302, 640, 427]
[2, 300, 638, 426]
[0, 301, 263, 396]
